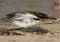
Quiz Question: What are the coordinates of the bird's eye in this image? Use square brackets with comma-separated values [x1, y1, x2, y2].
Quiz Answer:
[33, 18, 40, 20]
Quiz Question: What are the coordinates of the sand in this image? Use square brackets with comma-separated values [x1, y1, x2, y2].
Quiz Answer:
[0, 20, 60, 42]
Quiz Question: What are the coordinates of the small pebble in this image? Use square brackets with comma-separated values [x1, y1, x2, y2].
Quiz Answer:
[47, 33, 51, 35]
[54, 33, 58, 35]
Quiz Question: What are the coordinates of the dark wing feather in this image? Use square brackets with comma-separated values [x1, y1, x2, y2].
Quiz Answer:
[6, 11, 18, 18]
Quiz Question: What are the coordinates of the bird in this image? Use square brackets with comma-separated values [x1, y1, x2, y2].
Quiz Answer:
[5, 11, 40, 28]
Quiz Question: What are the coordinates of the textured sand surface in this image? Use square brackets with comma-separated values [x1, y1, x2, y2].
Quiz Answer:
[0, 20, 60, 42]
[0, 34, 60, 42]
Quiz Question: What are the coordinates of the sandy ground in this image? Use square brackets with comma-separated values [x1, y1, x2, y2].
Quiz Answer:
[0, 20, 60, 42]
[0, 34, 60, 42]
